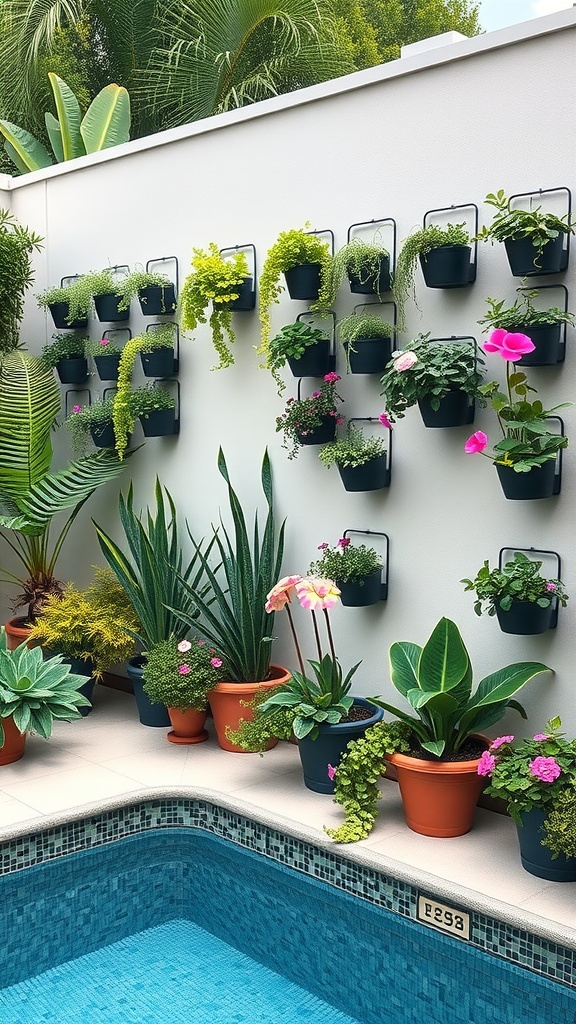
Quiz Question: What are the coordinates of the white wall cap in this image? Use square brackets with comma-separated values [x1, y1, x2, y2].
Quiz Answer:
[401, 31, 468, 58]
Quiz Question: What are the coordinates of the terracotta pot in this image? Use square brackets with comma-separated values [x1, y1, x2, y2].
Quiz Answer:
[207, 665, 290, 752]
[167, 707, 209, 745]
[387, 738, 488, 837]
[4, 618, 42, 653]
[0, 717, 26, 766]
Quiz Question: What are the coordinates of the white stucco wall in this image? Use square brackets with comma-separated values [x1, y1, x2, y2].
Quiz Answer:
[3, 8, 576, 734]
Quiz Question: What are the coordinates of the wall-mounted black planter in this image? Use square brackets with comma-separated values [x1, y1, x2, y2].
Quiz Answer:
[345, 337, 392, 375]
[94, 293, 130, 322]
[56, 357, 88, 384]
[296, 415, 336, 446]
[48, 302, 88, 331]
[227, 276, 255, 311]
[495, 600, 554, 636]
[338, 455, 390, 493]
[138, 284, 176, 316]
[139, 407, 178, 437]
[141, 348, 177, 378]
[496, 460, 558, 500]
[90, 421, 116, 449]
[284, 263, 322, 300]
[94, 352, 121, 381]
[505, 235, 565, 277]
[418, 390, 474, 427]
[514, 324, 563, 366]
[337, 569, 385, 607]
[348, 254, 390, 295]
[287, 339, 331, 378]
[420, 246, 473, 288]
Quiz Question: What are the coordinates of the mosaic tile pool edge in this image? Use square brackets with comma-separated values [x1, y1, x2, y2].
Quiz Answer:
[1, 798, 574, 990]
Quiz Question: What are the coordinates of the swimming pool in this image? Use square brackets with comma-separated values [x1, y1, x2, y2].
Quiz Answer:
[1, 799, 575, 1023]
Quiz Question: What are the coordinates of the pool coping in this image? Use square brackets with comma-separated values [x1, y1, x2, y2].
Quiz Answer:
[2, 784, 575, 953]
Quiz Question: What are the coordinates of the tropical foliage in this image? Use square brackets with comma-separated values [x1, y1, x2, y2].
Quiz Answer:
[461, 552, 569, 618]
[0, 209, 43, 354]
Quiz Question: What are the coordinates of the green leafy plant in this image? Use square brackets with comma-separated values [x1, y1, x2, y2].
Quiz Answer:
[337, 312, 394, 370]
[0, 627, 90, 747]
[321, 237, 390, 306]
[225, 686, 296, 753]
[0, 208, 43, 354]
[27, 568, 141, 679]
[543, 788, 576, 860]
[380, 334, 484, 423]
[318, 423, 387, 470]
[165, 449, 285, 684]
[461, 552, 569, 617]
[116, 269, 175, 313]
[41, 332, 86, 367]
[477, 190, 576, 264]
[0, 73, 130, 173]
[258, 227, 332, 370]
[129, 385, 175, 420]
[275, 372, 343, 459]
[36, 278, 91, 325]
[142, 636, 224, 712]
[478, 290, 576, 332]
[393, 223, 470, 328]
[112, 324, 176, 459]
[309, 537, 382, 584]
[268, 320, 329, 390]
[86, 336, 123, 357]
[66, 397, 116, 457]
[179, 243, 249, 370]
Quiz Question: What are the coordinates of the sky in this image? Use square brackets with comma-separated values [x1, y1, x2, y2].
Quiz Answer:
[478, 0, 574, 32]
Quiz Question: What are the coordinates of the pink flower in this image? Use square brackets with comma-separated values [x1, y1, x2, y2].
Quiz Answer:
[72, 404, 82, 414]
[477, 751, 496, 776]
[295, 577, 341, 611]
[483, 328, 535, 362]
[378, 412, 392, 430]
[323, 372, 341, 383]
[327, 764, 337, 781]
[464, 430, 488, 454]
[177, 640, 191, 653]
[529, 756, 561, 783]
[338, 537, 350, 549]
[533, 733, 549, 741]
[312, 390, 321, 398]
[545, 582, 556, 592]
[318, 542, 329, 550]
[100, 337, 109, 347]
[393, 351, 418, 372]
[197, 640, 205, 646]
[210, 657, 223, 669]
[489, 735, 514, 751]
[178, 664, 191, 675]
[336, 417, 344, 426]
[265, 575, 303, 613]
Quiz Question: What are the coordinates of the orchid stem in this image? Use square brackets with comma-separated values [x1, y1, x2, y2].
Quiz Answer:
[323, 608, 337, 662]
[286, 604, 306, 677]
[311, 610, 322, 660]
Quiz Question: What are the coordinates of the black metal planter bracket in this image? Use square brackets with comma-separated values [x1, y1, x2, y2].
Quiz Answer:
[352, 301, 397, 340]
[306, 228, 335, 255]
[146, 256, 179, 299]
[60, 273, 82, 287]
[423, 203, 478, 283]
[346, 218, 397, 279]
[498, 546, 562, 629]
[145, 322, 180, 375]
[153, 379, 181, 435]
[220, 244, 256, 309]
[348, 417, 393, 480]
[102, 327, 132, 344]
[509, 188, 572, 272]
[427, 336, 478, 422]
[64, 388, 91, 415]
[545, 415, 565, 495]
[519, 283, 569, 364]
[342, 528, 390, 601]
[296, 309, 336, 371]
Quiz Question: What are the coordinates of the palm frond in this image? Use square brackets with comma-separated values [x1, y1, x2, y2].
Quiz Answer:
[0, 351, 60, 497]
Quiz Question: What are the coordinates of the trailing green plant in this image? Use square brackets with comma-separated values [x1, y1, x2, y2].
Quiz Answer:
[543, 787, 576, 860]
[179, 243, 249, 370]
[318, 423, 387, 470]
[393, 223, 470, 328]
[66, 398, 116, 457]
[476, 190, 576, 262]
[0, 73, 130, 173]
[165, 449, 286, 684]
[275, 372, 343, 459]
[0, 627, 90, 747]
[86, 336, 123, 357]
[93, 480, 211, 651]
[116, 269, 175, 313]
[27, 568, 141, 679]
[380, 333, 484, 423]
[130, 385, 175, 420]
[0, 208, 43, 354]
[41, 332, 86, 368]
[478, 290, 576, 332]
[268, 320, 329, 390]
[112, 324, 176, 459]
[461, 552, 568, 617]
[142, 636, 224, 712]
[321, 237, 390, 306]
[225, 686, 296, 752]
[309, 537, 382, 584]
[258, 227, 332, 371]
[36, 279, 91, 325]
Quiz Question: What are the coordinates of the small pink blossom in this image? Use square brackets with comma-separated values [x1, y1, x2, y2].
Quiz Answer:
[529, 756, 561, 783]
[177, 640, 191, 653]
[336, 417, 344, 426]
[100, 337, 109, 347]
[378, 412, 392, 430]
[327, 764, 337, 781]
[393, 351, 418, 372]
[265, 575, 303, 613]
[197, 641, 205, 646]
[483, 328, 535, 362]
[477, 751, 496, 776]
[312, 390, 321, 398]
[178, 664, 191, 675]
[464, 430, 488, 454]
[210, 657, 223, 669]
[533, 733, 548, 741]
[323, 372, 341, 383]
[72, 404, 82, 414]
[545, 582, 556, 592]
[490, 735, 514, 751]
[318, 542, 329, 550]
[296, 577, 341, 611]
[338, 537, 350, 549]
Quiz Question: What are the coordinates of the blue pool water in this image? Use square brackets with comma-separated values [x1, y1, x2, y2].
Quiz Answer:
[1, 826, 575, 1024]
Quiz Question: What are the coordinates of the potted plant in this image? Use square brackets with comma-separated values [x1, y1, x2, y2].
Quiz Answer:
[258, 575, 383, 792]
[160, 450, 288, 753]
[480, 719, 576, 881]
[179, 243, 250, 369]
[258, 226, 332, 367]
[477, 189, 576, 276]
[380, 334, 484, 427]
[27, 568, 141, 714]
[87, 335, 123, 381]
[0, 628, 91, 765]
[41, 332, 88, 384]
[112, 325, 178, 458]
[142, 637, 224, 744]
[318, 420, 390, 492]
[85, 269, 132, 322]
[268, 321, 331, 390]
[461, 552, 569, 635]
[393, 223, 472, 328]
[323, 237, 391, 303]
[36, 282, 90, 330]
[225, 686, 296, 753]
[66, 397, 118, 455]
[464, 329, 569, 499]
[115, 269, 176, 316]
[275, 372, 344, 459]
[130, 385, 177, 437]
[338, 312, 394, 374]
[94, 481, 211, 727]
[478, 289, 575, 366]
[309, 537, 384, 607]
[325, 617, 550, 841]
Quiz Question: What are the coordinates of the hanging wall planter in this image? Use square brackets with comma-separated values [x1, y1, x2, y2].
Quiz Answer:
[140, 324, 179, 377]
[94, 293, 130, 322]
[344, 218, 396, 296]
[284, 262, 322, 300]
[314, 530, 389, 607]
[505, 235, 565, 277]
[285, 311, 335, 377]
[337, 568, 385, 607]
[420, 203, 478, 288]
[339, 302, 396, 375]
[94, 352, 121, 380]
[297, 415, 337, 446]
[220, 244, 256, 310]
[48, 301, 88, 331]
[90, 328, 131, 381]
[133, 381, 180, 438]
[36, 274, 90, 330]
[338, 454, 390, 492]
[56, 356, 88, 384]
[479, 187, 573, 277]
[496, 600, 554, 635]
[496, 458, 560, 500]
[137, 256, 179, 315]
[325, 417, 392, 492]
[418, 389, 474, 427]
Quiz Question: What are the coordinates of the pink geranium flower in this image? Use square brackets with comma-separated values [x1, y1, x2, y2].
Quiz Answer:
[393, 351, 418, 372]
[545, 582, 556, 592]
[265, 575, 303, 613]
[72, 404, 82, 414]
[210, 657, 222, 669]
[295, 577, 341, 611]
[327, 764, 337, 781]
[378, 412, 392, 430]
[324, 372, 341, 383]
[533, 733, 549, 741]
[100, 337, 109, 347]
[337, 537, 350, 549]
[483, 328, 535, 362]
[177, 640, 191, 653]
[490, 735, 514, 751]
[178, 664, 191, 675]
[464, 430, 488, 454]
[477, 751, 496, 776]
[529, 756, 561, 783]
